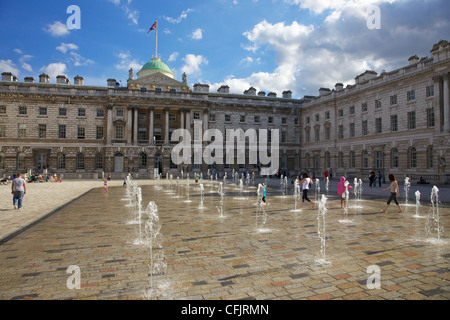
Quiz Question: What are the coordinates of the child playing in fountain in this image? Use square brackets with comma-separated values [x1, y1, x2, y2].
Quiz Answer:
[381, 174, 403, 213]
[261, 183, 269, 205]
[338, 176, 353, 209]
[298, 173, 315, 209]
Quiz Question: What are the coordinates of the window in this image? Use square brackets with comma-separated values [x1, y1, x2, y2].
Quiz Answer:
[153, 128, 162, 142]
[38, 124, 46, 139]
[0, 106, 6, 114]
[169, 113, 176, 121]
[325, 127, 331, 140]
[349, 152, 355, 168]
[338, 125, 344, 139]
[391, 115, 398, 132]
[0, 153, 5, 169]
[338, 152, 344, 168]
[427, 146, 433, 169]
[349, 106, 355, 115]
[57, 153, 66, 170]
[362, 120, 368, 136]
[138, 128, 147, 141]
[209, 113, 216, 122]
[39, 107, 47, 116]
[314, 128, 320, 142]
[349, 123, 355, 138]
[0, 125, 5, 138]
[408, 111, 416, 129]
[407, 90, 416, 102]
[409, 147, 417, 168]
[305, 129, 310, 143]
[19, 106, 27, 115]
[59, 108, 67, 116]
[325, 152, 330, 169]
[362, 103, 368, 112]
[58, 125, 66, 139]
[375, 118, 382, 134]
[282, 131, 287, 143]
[325, 111, 330, 120]
[315, 114, 320, 122]
[362, 151, 368, 168]
[115, 125, 124, 140]
[116, 109, 124, 117]
[306, 116, 310, 124]
[154, 113, 161, 120]
[96, 109, 105, 117]
[225, 114, 231, 122]
[139, 153, 148, 169]
[76, 153, 85, 170]
[390, 95, 397, 106]
[17, 153, 25, 170]
[18, 124, 26, 138]
[240, 115, 246, 123]
[282, 117, 287, 124]
[268, 116, 274, 124]
[95, 153, 103, 170]
[294, 118, 298, 125]
[77, 126, 85, 139]
[338, 109, 344, 117]
[78, 108, 86, 117]
[426, 85, 434, 98]
[193, 112, 200, 120]
[391, 149, 399, 168]
[96, 126, 104, 140]
[375, 99, 382, 109]
[375, 151, 383, 169]
[305, 153, 311, 168]
[427, 108, 435, 127]
[254, 115, 260, 123]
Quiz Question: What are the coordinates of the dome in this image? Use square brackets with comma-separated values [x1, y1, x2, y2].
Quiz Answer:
[137, 58, 175, 79]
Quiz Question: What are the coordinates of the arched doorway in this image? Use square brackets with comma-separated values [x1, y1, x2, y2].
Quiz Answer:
[114, 152, 124, 172]
[154, 153, 163, 176]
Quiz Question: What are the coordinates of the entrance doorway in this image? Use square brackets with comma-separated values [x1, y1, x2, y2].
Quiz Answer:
[154, 153, 163, 176]
[36, 153, 47, 173]
[114, 153, 124, 172]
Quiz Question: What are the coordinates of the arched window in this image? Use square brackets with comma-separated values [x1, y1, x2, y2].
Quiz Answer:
[17, 152, 25, 170]
[409, 147, 417, 168]
[57, 153, 66, 170]
[76, 153, 85, 170]
[362, 151, 368, 168]
[139, 152, 148, 169]
[305, 153, 311, 168]
[338, 152, 344, 168]
[325, 152, 330, 169]
[0, 152, 5, 170]
[349, 151, 355, 168]
[391, 149, 398, 168]
[95, 153, 103, 170]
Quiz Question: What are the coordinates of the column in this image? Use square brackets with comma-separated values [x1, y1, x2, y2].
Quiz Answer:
[127, 106, 133, 144]
[164, 107, 170, 145]
[106, 104, 113, 145]
[149, 107, 154, 145]
[443, 75, 450, 132]
[180, 108, 185, 130]
[185, 108, 191, 138]
[133, 107, 138, 145]
[203, 109, 208, 133]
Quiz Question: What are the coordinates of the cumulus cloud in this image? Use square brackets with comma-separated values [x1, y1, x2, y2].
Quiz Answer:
[44, 21, 70, 37]
[181, 54, 208, 76]
[40, 63, 67, 80]
[115, 52, 143, 71]
[0, 59, 20, 76]
[190, 28, 203, 40]
[56, 43, 79, 54]
[168, 52, 179, 62]
[165, 9, 193, 24]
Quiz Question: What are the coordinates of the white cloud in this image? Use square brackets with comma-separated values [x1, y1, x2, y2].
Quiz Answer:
[56, 43, 79, 54]
[168, 52, 179, 62]
[114, 52, 142, 71]
[40, 63, 67, 80]
[70, 52, 95, 66]
[181, 54, 208, 76]
[22, 63, 33, 72]
[45, 21, 70, 37]
[165, 9, 193, 24]
[0, 59, 20, 76]
[13, 49, 23, 55]
[190, 28, 203, 40]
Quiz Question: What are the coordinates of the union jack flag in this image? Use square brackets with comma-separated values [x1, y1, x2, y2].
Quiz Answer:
[148, 21, 157, 33]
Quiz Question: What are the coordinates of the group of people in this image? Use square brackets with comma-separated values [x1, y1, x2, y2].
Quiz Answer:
[368, 171, 383, 187]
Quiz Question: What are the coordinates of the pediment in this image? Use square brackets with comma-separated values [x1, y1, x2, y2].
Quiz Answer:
[131, 72, 186, 89]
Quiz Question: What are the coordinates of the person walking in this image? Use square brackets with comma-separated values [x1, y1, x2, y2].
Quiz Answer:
[377, 171, 383, 187]
[381, 174, 403, 213]
[337, 176, 353, 209]
[298, 173, 315, 209]
[12, 173, 27, 210]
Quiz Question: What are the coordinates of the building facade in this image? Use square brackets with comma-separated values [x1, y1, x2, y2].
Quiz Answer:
[0, 40, 449, 183]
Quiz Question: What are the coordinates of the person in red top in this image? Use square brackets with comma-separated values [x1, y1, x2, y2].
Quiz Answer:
[323, 169, 329, 179]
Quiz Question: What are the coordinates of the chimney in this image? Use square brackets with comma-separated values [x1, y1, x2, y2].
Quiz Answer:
[107, 78, 118, 87]
[193, 83, 209, 93]
[24, 77, 35, 83]
[267, 92, 277, 98]
[56, 75, 69, 84]
[319, 88, 331, 96]
[258, 91, 266, 97]
[244, 87, 257, 96]
[335, 83, 344, 91]
[74, 75, 84, 85]
[217, 85, 230, 94]
[39, 73, 50, 83]
[408, 55, 419, 65]
[282, 90, 292, 99]
[2, 72, 13, 82]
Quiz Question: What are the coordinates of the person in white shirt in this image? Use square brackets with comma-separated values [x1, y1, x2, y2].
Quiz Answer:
[298, 172, 315, 209]
[11, 173, 27, 210]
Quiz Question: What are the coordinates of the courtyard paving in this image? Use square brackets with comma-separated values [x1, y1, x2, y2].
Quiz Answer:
[0, 177, 448, 300]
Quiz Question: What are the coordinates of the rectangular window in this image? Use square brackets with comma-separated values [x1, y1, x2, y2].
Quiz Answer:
[38, 124, 46, 138]
[325, 111, 330, 120]
[154, 113, 161, 120]
[408, 111, 416, 129]
[338, 109, 344, 117]
[225, 114, 231, 122]
[96, 126, 104, 140]
[349, 106, 355, 115]
[138, 128, 147, 141]
[96, 109, 105, 117]
[407, 90, 416, 102]
[362, 103, 368, 112]
[306, 116, 310, 124]
[59, 108, 67, 116]
[58, 125, 66, 139]
[39, 107, 47, 116]
[77, 126, 85, 139]
[140, 113, 147, 121]
[362, 120, 368, 136]
[193, 112, 200, 120]
[18, 124, 26, 138]
[169, 113, 176, 121]
[268, 116, 274, 124]
[240, 115, 246, 123]
[315, 114, 320, 122]
[427, 108, 435, 127]
[375, 99, 382, 109]
[254, 115, 260, 123]
[338, 125, 344, 139]
[282, 117, 287, 124]
[19, 106, 27, 115]
[325, 127, 330, 140]
[426, 85, 434, 97]
[349, 123, 355, 138]
[0, 106, 6, 114]
[209, 113, 216, 122]
[78, 108, 86, 117]
[391, 115, 398, 132]
[0, 125, 6, 138]
[115, 125, 124, 140]
[116, 109, 124, 117]
[390, 95, 397, 106]
[375, 118, 382, 134]
[314, 128, 320, 142]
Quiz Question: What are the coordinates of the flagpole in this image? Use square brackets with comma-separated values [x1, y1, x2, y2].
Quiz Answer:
[155, 19, 158, 58]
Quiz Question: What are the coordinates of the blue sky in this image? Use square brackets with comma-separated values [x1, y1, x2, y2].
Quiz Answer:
[0, 0, 449, 98]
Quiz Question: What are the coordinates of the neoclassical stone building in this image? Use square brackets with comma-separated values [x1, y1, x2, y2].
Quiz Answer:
[0, 40, 449, 183]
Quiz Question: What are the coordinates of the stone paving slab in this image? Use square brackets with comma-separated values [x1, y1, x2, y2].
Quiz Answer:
[0, 179, 448, 300]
